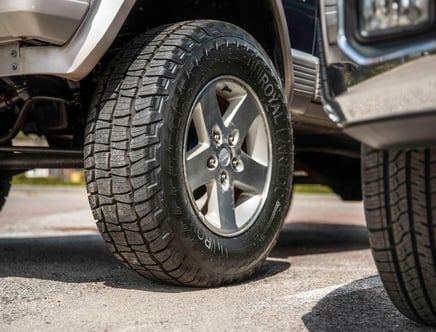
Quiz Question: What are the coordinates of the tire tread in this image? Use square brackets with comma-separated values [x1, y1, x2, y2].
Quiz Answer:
[85, 20, 289, 287]
[363, 146, 436, 325]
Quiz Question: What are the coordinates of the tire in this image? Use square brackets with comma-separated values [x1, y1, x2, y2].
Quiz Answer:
[84, 20, 293, 287]
[362, 146, 436, 325]
[0, 177, 10, 211]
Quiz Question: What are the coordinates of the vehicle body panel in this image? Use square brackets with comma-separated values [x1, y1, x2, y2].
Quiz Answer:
[0, 0, 136, 81]
[0, 0, 90, 46]
[283, 0, 318, 54]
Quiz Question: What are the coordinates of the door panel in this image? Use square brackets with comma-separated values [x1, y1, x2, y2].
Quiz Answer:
[282, 0, 318, 54]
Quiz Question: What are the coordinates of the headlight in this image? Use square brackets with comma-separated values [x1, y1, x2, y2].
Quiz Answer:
[359, 0, 434, 38]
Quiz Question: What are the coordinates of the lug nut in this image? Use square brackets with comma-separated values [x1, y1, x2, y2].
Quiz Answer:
[232, 157, 244, 172]
[228, 130, 239, 146]
[207, 156, 217, 169]
[214, 133, 221, 144]
[220, 172, 228, 184]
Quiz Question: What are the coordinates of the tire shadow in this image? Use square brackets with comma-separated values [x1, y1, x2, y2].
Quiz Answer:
[270, 221, 369, 258]
[302, 276, 431, 332]
[0, 219, 368, 291]
[0, 235, 289, 292]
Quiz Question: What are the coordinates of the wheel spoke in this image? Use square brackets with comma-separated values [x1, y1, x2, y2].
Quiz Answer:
[246, 117, 269, 165]
[223, 94, 260, 140]
[186, 145, 216, 190]
[197, 84, 225, 133]
[234, 152, 268, 194]
[217, 186, 238, 231]
[207, 182, 237, 232]
[235, 194, 262, 228]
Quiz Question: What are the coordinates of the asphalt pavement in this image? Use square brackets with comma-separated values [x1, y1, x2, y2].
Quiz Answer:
[0, 186, 433, 331]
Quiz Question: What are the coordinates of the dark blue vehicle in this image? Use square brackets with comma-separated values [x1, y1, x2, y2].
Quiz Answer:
[0, 0, 359, 287]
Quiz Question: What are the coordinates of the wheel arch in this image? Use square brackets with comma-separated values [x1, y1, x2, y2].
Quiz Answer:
[122, 0, 293, 104]
[0, 0, 293, 103]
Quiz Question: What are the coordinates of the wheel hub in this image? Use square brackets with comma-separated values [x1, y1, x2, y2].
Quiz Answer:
[218, 148, 231, 167]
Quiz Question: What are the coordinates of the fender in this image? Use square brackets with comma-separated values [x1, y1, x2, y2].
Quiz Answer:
[0, 0, 90, 46]
[270, 0, 294, 105]
[0, 0, 136, 81]
[0, 0, 293, 106]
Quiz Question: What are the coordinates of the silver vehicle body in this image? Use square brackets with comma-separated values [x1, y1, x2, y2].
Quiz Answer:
[0, 0, 363, 200]
[0, 0, 294, 104]
[0, 0, 136, 81]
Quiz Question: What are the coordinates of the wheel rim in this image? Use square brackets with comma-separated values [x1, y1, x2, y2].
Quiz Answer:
[183, 76, 272, 237]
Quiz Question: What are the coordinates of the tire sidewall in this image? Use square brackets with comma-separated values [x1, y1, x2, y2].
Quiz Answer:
[159, 33, 293, 275]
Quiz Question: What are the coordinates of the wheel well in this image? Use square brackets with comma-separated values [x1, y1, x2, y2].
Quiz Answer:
[119, 0, 286, 82]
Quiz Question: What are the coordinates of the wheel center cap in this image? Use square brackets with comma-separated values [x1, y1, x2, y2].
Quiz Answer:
[218, 148, 231, 167]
